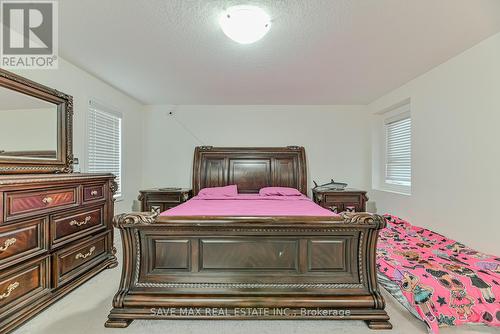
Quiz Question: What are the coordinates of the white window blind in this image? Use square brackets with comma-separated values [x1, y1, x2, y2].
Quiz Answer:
[385, 114, 411, 187]
[87, 101, 122, 198]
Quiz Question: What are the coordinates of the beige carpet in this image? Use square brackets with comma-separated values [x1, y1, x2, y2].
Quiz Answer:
[14, 236, 496, 334]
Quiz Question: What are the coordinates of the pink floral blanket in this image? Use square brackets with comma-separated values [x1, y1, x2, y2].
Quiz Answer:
[377, 215, 500, 333]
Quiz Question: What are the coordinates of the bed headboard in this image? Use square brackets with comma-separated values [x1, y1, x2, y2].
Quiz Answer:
[192, 146, 307, 196]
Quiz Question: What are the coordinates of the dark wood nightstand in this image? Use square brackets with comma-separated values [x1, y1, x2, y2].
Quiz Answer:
[138, 188, 192, 213]
[312, 188, 368, 213]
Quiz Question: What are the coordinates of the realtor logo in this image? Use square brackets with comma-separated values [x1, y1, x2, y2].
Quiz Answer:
[1, 0, 58, 69]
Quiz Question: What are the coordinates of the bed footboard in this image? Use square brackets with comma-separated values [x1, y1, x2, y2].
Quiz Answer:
[105, 212, 391, 330]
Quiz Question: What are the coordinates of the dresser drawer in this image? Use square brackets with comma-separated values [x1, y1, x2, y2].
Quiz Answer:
[0, 218, 48, 269]
[0, 256, 50, 315]
[146, 193, 182, 203]
[50, 206, 106, 249]
[83, 184, 105, 203]
[324, 194, 361, 204]
[52, 232, 110, 287]
[5, 187, 79, 221]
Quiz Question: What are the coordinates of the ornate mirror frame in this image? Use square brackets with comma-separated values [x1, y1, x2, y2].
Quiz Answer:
[0, 68, 73, 174]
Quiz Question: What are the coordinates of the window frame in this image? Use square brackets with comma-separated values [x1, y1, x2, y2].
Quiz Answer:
[373, 100, 412, 195]
[86, 99, 123, 201]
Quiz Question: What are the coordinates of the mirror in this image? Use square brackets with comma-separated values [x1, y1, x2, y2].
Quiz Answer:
[0, 69, 73, 174]
[0, 87, 59, 160]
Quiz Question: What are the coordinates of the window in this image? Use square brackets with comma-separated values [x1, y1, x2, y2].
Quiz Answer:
[372, 100, 411, 195]
[385, 115, 411, 187]
[87, 100, 122, 198]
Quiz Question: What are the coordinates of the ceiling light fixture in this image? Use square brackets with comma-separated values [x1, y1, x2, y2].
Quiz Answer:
[219, 5, 271, 44]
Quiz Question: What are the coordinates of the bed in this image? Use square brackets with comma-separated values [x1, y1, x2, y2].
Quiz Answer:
[377, 215, 500, 333]
[106, 146, 391, 329]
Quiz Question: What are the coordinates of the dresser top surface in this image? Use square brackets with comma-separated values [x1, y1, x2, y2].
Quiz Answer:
[0, 173, 114, 185]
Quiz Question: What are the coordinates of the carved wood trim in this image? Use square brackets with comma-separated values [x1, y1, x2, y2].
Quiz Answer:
[109, 179, 118, 195]
[113, 212, 385, 229]
[113, 212, 159, 228]
[341, 212, 387, 229]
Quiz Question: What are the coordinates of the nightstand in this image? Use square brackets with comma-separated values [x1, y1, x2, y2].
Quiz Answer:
[312, 188, 368, 213]
[138, 188, 192, 213]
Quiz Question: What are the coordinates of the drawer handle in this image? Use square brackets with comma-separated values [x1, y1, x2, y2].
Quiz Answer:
[42, 196, 54, 205]
[0, 282, 19, 300]
[75, 246, 96, 260]
[69, 216, 92, 227]
[0, 238, 16, 252]
[90, 190, 99, 196]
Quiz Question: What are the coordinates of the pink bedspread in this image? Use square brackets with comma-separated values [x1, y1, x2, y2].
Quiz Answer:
[160, 194, 336, 217]
[377, 215, 500, 333]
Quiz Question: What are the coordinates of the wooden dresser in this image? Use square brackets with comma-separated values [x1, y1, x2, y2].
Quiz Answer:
[138, 188, 192, 212]
[0, 173, 117, 333]
[312, 188, 368, 213]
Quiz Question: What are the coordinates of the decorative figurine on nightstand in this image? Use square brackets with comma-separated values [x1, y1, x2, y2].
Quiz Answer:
[312, 179, 348, 191]
[312, 179, 367, 213]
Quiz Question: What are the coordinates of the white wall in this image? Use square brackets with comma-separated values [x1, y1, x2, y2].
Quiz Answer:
[369, 32, 500, 254]
[142, 105, 371, 195]
[12, 58, 144, 213]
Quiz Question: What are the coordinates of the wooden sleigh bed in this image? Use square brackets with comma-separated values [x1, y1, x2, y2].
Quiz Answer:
[106, 146, 392, 329]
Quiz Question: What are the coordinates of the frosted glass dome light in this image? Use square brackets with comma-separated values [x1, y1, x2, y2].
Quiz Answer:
[219, 5, 271, 44]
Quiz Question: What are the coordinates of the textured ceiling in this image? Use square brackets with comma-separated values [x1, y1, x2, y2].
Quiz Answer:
[59, 0, 500, 105]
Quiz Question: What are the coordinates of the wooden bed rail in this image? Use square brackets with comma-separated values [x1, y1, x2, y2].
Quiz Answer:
[113, 211, 387, 228]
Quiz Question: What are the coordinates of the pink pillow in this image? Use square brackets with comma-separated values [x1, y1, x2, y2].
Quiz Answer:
[198, 185, 238, 197]
[259, 187, 302, 196]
